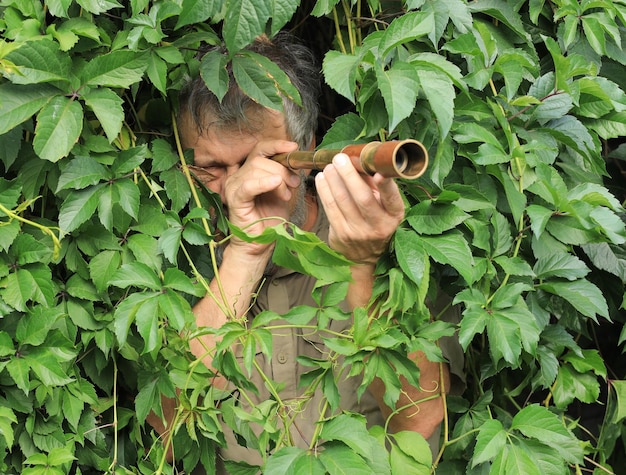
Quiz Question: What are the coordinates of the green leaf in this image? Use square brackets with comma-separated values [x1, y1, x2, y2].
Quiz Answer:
[416, 66, 455, 138]
[77, 0, 122, 14]
[82, 88, 124, 142]
[562, 349, 606, 378]
[290, 452, 326, 475]
[406, 201, 470, 235]
[0, 406, 17, 447]
[263, 447, 305, 475]
[134, 373, 160, 424]
[553, 363, 601, 407]
[376, 61, 419, 132]
[533, 253, 589, 280]
[394, 228, 427, 286]
[486, 309, 523, 365]
[114, 292, 158, 347]
[0, 84, 58, 135]
[223, 0, 270, 53]
[390, 442, 430, 475]
[581, 15, 606, 55]
[587, 111, 626, 139]
[161, 168, 191, 212]
[311, 0, 340, 16]
[453, 122, 502, 148]
[392, 430, 431, 466]
[2, 268, 47, 312]
[58, 184, 104, 234]
[175, 0, 222, 29]
[16, 307, 60, 345]
[80, 50, 147, 88]
[56, 156, 108, 191]
[89, 249, 121, 292]
[25, 350, 74, 386]
[318, 113, 365, 149]
[232, 51, 301, 111]
[46, 446, 76, 466]
[5, 39, 71, 84]
[146, 51, 167, 94]
[318, 443, 373, 475]
[499, 443, 543, 475]
[532, 93, 574, 124]
[379, 11, 435, 57]
[526, 204, 553, 238]
[199, 49, 230, 103]
[538, 279, 609, 321]
[150, 138, 179, 173]
[158, 225, 182, 265]
[126, 233, 161, 271]
[62, 390, 84, 431]
[114, 179, 140, 219]
[12, 233, 53, 265]
[109, 262, 162, 290]
[6, 357, 30, 393]
[610, 380, 626, 423]
[33, 96, 83, 162]
[135, 294, 160, 353]
[468, 0, 531, 42]
[511, 404, 583, 463]
[581, 242, 626, 281]
[472, 419, 507, 466]
[269, 0, 299, 35]
[159, 289, 194, 331]
[320, 414, 374, 460]
[322, 50, 360, 103]
[415, 231, 475, 284]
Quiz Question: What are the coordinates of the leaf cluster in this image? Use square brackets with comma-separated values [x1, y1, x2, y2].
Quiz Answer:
[1, 0, 626, 474]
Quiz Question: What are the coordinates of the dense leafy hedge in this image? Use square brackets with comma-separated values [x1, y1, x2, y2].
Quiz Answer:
[1, 0, 626, 474]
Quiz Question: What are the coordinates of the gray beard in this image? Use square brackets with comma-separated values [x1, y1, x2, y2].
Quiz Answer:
[213, 179, 309, 276]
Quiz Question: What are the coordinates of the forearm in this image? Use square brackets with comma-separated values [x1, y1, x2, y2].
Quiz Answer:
[345, 263, 376, 310]
[369, 351, 450, 437]
[189, 244, 271, 386]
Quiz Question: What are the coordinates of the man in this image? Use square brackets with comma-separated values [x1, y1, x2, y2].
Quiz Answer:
[170, 33, 463, 471]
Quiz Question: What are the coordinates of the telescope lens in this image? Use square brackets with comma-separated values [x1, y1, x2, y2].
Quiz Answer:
[395, 150, 409, 173]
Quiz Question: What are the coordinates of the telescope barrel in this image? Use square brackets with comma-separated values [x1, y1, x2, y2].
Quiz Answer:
[271, 139, 428, 179]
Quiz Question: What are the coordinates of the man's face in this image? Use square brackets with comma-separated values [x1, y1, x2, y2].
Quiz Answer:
[181, 112, 287, 196]
[180, 110, 309, 227]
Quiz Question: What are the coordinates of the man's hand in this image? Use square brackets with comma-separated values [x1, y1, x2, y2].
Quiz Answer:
[315, 153, 405, 265]
[223, 139, 301, 258]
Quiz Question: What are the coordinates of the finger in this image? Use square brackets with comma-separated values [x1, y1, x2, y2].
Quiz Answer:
[327, 153, 387, 216]
[372, 173, 405, 217]
[253, 139, 299, 160]
[316, 162, 361, 221]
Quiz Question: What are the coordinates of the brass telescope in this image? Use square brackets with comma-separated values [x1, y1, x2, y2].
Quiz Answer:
[271, 139, 428, 179]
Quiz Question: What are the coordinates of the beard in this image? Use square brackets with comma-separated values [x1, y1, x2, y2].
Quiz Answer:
[212, 177, 309, 276]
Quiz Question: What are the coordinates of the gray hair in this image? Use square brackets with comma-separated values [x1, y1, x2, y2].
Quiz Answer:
[179, 32, 321, 150]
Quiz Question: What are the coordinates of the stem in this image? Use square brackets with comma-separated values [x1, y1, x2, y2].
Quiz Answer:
[341, 0, 356, 54]
[332, 7, 347, 54]
[0, 201, 62, 258]
[171, 112, 212, 237]
[106, 357, 119, 473]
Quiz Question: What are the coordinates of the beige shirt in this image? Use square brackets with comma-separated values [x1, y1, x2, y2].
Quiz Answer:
[213, 203, 465, 473]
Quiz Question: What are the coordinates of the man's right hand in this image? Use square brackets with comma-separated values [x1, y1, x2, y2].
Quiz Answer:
[223, 139, 301, 259]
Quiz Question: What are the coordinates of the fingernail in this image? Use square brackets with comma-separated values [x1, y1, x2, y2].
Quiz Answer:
[333, 153, 348, 167]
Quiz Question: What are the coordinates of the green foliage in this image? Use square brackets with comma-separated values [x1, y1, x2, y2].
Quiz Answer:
[1, 0, 625, 474]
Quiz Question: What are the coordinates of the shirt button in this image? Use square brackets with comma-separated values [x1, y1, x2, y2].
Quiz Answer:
[271, 279, 280, 286]
[277, 353, 287, 364]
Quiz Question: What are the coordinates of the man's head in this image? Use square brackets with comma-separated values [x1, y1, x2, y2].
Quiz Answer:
[179, 32, 321, 153]
[177, 33, 321, 274]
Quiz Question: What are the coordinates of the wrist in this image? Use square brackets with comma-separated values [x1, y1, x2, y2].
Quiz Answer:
[222, 241, 273, 275]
